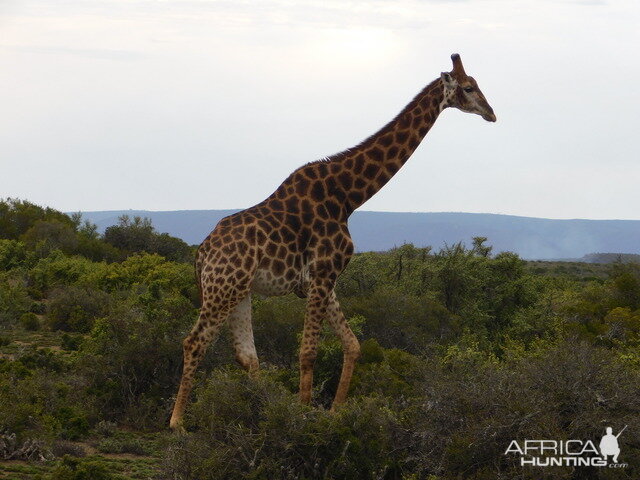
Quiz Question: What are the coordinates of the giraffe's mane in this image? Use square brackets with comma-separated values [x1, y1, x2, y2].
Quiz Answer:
[288, 77, 442, 177]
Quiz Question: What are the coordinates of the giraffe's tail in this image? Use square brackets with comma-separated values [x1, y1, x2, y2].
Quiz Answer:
[194, 251, 204, 306]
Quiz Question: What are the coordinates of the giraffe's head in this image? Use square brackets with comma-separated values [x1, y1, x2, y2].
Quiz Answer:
[440, 53, 496, 122]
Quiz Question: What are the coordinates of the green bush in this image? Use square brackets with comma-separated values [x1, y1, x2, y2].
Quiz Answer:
[30, 301, 46, 314]
[21, 220, 78, 257]
[103, 215, 193, 263]
[0, 198, 75, 241]
[46, 455, 115, 480]
[0, 239, 27, 269]
[29, 252, 109, 292]
[0, 360, 93, 443]
[161, 339, 640, 480]
[0, 273, 32, 325]
[343, 286, 460, 352]
[20, 312, 40, 331]
[252, 295, 305, 367]
[93, 420, 117, 437]
[97, 437, 148, 455]
[51, 440, 87, 458]
[61, 333, 82, 351]
[99, 253, 196, 297]
[55, 406, 90, 440]
[80, 292, 195, 427]
[350, 343, 424, 398]
[163, 369, 409, 480]
[46, 287, 110, 332]
[16, 348, 65, 373]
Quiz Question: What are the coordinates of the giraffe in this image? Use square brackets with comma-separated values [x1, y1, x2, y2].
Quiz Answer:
[169, 53, 496, 430]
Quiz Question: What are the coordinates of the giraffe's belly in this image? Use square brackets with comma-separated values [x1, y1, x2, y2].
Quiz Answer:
[250, 264, 309, 298]
[250, 268, 297, 297]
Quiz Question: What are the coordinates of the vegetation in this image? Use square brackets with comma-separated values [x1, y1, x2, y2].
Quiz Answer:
[1, 198, 639, 479]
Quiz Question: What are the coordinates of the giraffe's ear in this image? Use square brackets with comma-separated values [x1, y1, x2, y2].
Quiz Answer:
[441, 72, 457, 88]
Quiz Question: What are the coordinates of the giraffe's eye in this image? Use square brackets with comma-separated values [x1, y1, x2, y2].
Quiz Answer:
[463, 87, 474, 93]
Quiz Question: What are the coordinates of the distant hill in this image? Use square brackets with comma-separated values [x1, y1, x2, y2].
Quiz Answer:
[580, 253, 640, 264]
[76, 210, 640, 260]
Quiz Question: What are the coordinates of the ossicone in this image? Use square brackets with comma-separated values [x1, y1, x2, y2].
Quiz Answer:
[450, 53, 467, 78]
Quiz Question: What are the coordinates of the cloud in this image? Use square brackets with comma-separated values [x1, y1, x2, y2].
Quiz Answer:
[0, 44, 147, 61]
[568, 0, 606, 5]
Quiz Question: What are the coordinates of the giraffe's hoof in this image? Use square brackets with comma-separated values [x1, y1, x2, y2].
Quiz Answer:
[169, 418, 186, 435]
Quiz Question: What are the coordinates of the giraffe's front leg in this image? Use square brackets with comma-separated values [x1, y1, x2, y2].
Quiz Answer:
[298, 279, 332, 405]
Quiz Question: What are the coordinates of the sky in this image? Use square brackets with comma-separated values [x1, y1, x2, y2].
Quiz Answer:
[0, 0, 639, 219]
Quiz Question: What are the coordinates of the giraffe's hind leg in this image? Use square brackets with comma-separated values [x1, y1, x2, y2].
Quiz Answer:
[169, 268, 254, 431]
[228, 294, 259, 376]
[169, 302, 232, 431]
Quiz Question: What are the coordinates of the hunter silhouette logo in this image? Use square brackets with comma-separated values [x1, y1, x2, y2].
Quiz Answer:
[505, 426, 628, 468]
[600, 425, 626, 464]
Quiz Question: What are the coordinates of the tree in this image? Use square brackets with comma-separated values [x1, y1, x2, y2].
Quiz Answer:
[472, 236, 492, 258]
[21, 220, 78, 256]
[103, 216, 155, 253]
[610, 263, 640, 310]
[0, 198, 75, 240]
[103, 216, 192, 262]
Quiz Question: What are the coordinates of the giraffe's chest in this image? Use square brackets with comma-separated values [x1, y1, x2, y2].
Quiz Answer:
[250, 261, 309, 298]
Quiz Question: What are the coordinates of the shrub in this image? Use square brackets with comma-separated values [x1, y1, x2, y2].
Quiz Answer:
[51, 441, 87, 458]
[161, 340, 640, 480]
[28, 252, 109, 292]
[163, 369, 408, 480]
[80, 292, 195, 427]
[103, 215, 193, 263]
[252, 295, 305, 367]
[350, 343, 425, 399]
[15, 347, 65, 373]
[343, 286, 460, 352]
[61, 333, 82, 351]
[97, 437, 148, 455]
[93, 420, 117, 437]
[401, 340, 640, 479]
[46, 455, 115, 480]
[0, 274, 32, 325]
[0, 239, 27, 270]
[0, 198, 75, 241]
[75, 223, 121, 263]
[47, 287, 110, 332]
[55, 407, 90, 441]
[99, 253, 195, 297]
[21, 220, 78, 257]
[0, 355, 94, 443]
[30, 301, 46, 314]
[20, 312, 40, 331]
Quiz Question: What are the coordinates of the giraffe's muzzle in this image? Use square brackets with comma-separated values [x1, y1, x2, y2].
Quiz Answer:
[483, 112, 497, 122]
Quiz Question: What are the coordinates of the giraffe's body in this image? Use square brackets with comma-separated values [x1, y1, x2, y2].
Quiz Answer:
[170, 54, 496, 430]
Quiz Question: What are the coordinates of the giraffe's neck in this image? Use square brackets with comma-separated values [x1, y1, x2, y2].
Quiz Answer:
[335, 77, 446, 215]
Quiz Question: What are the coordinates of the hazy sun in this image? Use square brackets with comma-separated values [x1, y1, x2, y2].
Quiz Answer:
[310, 27, 398, 67]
